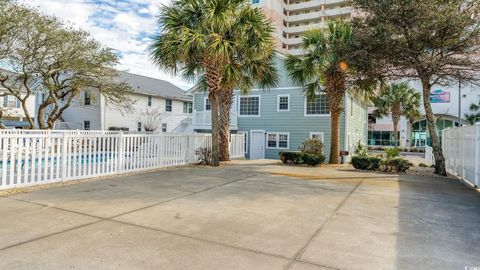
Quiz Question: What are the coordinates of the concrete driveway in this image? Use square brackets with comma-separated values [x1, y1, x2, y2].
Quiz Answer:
[1, 160, 479, 270]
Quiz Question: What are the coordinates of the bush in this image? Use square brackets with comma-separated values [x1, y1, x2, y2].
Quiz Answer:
[195, 147, 212, 165]
[385, 147, 400, 159]
[299, 139, 324, 156]
[279, 151, 303, 165]
[301, 153, 325, 166]
[382, 158, 413, 173]
[418, 163, 428, 167]
[354, 141, 368, 157]
[279, 151, 325, 166]
[351, 156, 382, 171]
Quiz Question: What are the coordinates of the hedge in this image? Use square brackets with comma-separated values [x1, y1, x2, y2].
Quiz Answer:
[279, 151, 325, 166]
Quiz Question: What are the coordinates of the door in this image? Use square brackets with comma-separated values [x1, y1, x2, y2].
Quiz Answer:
[250, 130, 265, 159]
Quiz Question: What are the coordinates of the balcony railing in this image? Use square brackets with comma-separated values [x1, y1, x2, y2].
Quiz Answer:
[192, 110, 238, 130]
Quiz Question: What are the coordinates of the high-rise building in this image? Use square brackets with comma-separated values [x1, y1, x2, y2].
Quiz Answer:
[252, 0, 352, 55]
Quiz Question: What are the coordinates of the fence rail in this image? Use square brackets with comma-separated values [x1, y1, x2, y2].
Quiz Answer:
[0, 131, 245, 190]
[442, 123, 480, 187]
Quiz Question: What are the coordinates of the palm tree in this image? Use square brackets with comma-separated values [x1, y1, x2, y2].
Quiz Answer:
[465, 100, 480, 125]
[218, 57, 278, 161]
[151, 0, 273, 166]
[285, 20, 355, 164]
[373, 82, 421, 147]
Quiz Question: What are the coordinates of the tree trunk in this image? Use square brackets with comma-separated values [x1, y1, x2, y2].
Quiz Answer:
[209, 91, 220, 166]
[392, 112, 400, 148]
[421, 78, 447, 175]
[37, 105, 48, 129]
[329, 111, 341, 164]
[219, 88, 233, 161]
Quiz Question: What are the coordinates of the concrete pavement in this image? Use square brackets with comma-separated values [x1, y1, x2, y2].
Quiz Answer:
[0, 160, 479, 269]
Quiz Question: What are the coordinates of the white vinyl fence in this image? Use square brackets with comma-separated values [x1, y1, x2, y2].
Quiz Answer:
[442, 123, 480, 187]
[0, 130, 245, 190]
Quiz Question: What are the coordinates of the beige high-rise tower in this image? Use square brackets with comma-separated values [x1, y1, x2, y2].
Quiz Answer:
[252, 0, 352, 55]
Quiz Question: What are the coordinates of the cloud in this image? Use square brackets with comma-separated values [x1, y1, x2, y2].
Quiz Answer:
[23, 0, 192, 90]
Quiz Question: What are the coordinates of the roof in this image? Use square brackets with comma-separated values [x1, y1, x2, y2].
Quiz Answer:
[0, 120, 31, 127]
[118, 71, 191, 102]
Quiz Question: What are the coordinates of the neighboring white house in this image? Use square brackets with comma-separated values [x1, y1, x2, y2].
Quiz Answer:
[0, 69, 37, 129]
[37, 71, 193, 132]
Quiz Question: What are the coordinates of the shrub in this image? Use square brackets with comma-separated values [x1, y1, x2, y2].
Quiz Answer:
[299, 139, 324, 156]
[279, 151, 325, 166]
[385, 147, 400, 159]
[279, 151, 303, 164]
[354, 140, 368, 157]
[301, 153, 325, 166]
[383, 158, 413, 173]
[195, 147, 212, 165]
[351, 156, 382, 171]
[418, 163, 428, 167]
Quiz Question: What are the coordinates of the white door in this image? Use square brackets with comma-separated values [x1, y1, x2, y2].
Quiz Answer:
[250, 130, 265, 159]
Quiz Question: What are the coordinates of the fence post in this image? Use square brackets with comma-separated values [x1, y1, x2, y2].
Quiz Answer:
[61, 132, 68, 181]
[118, 131, 124, 172]
[475, 122, 480, 187]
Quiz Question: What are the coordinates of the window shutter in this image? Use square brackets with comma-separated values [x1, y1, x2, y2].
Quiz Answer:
[3, 96, 7, 107]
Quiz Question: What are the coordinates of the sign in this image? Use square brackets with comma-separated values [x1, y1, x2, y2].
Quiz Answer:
[430, 89, 450, 103]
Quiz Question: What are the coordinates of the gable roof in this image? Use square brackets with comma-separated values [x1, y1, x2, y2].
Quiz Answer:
[118, 71, 191, 102]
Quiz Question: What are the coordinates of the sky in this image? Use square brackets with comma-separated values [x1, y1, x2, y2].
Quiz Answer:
[23, 0, 193, 90]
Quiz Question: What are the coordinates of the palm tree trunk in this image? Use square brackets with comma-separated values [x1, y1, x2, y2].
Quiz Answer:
[392, 115, 399, 148]
[421, 78, 446, 175]
[219, 88, 233, 161]
[330, 111, 341, 164]
[209, 91, 220, 166]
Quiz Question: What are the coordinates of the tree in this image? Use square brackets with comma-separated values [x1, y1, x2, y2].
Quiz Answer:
[150, 0, 275, 165]
[372, 82, 421, 147]
[218, 57, 277, 161]
[0, 2, 132, 130]
[34, 27, 132, 129]
[352, 0, 480, 175]
[465, 100, 480, 125]
[137, 109, 165, 132]
[285, 21, 356, 164]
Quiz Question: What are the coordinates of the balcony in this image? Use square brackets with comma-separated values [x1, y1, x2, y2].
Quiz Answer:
[192, 110, 238, 130]
[286, 22, 326, 34]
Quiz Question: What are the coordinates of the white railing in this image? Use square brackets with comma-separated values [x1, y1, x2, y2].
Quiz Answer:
[442, 123, 480, 187]
[424, 145, 435, 165]
[192, 110, 238, 129]
[0, 131, 245, 190]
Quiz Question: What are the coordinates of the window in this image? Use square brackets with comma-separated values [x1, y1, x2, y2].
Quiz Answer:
[277, 95, 290, 111]
[137, 122, 142, 131]
[266, 132, 289, 149]
[165, 99, 172, 112]
[147, 96, 152, 107]
[310, 132, 324, 142]
[205, 98, 211, 111]
[161, 123, 167, 132]
[3, 95, 20, 108]
[305, 95, 329, 116]
[183, 102, 192, 113]
[239, 96, 260, 116]
[84, 121, 91, 130]
[84, 91, 91, 106]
